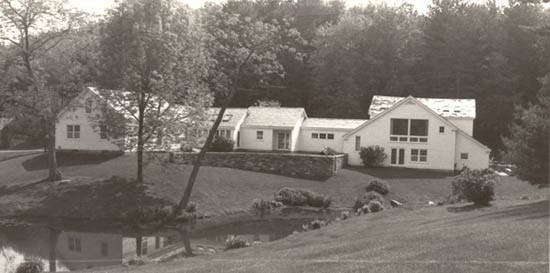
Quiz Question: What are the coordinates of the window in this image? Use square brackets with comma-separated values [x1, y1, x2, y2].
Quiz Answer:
[101, 242, 109, 257]
[461, 153, 469, 159]
[390, 119, 409, 135]
[216, 129, 231, 139]
[141, 240, 148, 255]
[439, 126, 445, 133]
[355, 136, 361, 151]
[312, 133, 318, 139]
[68, 237, 81, 252]
[411, 149, 428, 162]
[67, 125, 80, 139]
[410, 119, 428, 136]
[256, 131, 263, 140]
[85, 99, 93, 113]
[327, 134, 334, 140]
[100, 125, 108, 139]
[319, 133, 327, 139]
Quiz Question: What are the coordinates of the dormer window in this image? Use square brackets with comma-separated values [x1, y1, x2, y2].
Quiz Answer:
[222, 114, 233, 122]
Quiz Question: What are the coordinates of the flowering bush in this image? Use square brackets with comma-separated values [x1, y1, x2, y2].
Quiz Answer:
[452, 168, 497, 206]
[353, 191, 385, 210]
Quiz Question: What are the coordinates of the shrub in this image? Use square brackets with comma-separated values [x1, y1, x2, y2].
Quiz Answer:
[274, 187, 331, 208]
[251, 199, 283, 213]
[452, 168, 497, 206]
[320, 147, 337, 155]
[353, 191, 385, 210]
[208, 136, 234, 152]
[180, 143, 194, 152]
[309, 219, 327, 230]
[365, 179, 390, 195]
[368, 200, 384, 213]
[359, 145, 387, 167]
[15, 258, 44, 273]
[225, 235, 249, 250]
[356, 204, 370, 215]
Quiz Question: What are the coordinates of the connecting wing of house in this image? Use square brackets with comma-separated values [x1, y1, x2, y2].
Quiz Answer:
[56, 88, 490, 171]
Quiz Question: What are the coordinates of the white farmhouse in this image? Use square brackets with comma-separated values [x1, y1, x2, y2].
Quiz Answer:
[56, 88, 490, 171]
[342, 95, 490, 170]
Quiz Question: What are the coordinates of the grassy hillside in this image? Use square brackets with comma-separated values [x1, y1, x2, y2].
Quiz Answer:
[0, 152, 546, 217]
[78, 199, 549, 273]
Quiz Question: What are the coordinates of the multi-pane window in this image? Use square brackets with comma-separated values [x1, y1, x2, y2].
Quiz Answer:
[390, 119, 428, 143]
[68, 237, 82, 252]
[355, 136, 361, 151]
[461, 153, 469, 159]
[256, 131, 263, 140]
[439, 126, 445, 133]
[311, 132, 334, 140]
[67, 125, 80, 139]
[216, 129, 231, 139]
[100, 125, 108, 139]
[411, 149, 428, 162]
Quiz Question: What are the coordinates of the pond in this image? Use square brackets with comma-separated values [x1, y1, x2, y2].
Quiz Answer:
[0, 217, 321, 272]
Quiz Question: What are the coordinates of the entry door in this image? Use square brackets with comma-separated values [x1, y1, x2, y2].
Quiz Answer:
[391, 148, 405, 165]
[277, 132, 290, 150]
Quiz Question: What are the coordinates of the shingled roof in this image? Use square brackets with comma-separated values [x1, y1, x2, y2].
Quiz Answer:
[369, 95, 476, 119]
[301, 118, 368, 130]
[208, 108, 248, 128]
[241, 107, 306, 128]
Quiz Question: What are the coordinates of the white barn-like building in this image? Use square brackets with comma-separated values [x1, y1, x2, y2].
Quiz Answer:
[56, 88, 490, 171]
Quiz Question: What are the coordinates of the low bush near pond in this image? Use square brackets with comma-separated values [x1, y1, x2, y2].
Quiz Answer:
[365, 179, 390, 195]
[251, 199, 283, 213]
[225, 235, 250, 251]
[452, 168, 497, 206]
[368, 200, 384, 212]
[353, 191, 385, 211]
[275, 187, 332, 208]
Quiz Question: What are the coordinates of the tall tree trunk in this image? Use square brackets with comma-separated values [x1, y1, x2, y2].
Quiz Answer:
[176, 86, 239, 211]
[48, 227, 60, 272]
[137, 114, 145, 184]
[47, 124, 62, 181]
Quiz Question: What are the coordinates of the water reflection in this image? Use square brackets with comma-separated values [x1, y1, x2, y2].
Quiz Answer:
[0, 218, 314, 272]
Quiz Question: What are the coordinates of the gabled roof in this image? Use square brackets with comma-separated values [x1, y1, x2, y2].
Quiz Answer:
[241, 107, 306, 128]
[343, 96, 490, 151]
[301, 118, 368, 130]
[208, 108, 248, 128]
[369, 95, 476, 119]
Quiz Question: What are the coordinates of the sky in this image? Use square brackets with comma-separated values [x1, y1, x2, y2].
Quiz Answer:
[68, 0, 513, 15]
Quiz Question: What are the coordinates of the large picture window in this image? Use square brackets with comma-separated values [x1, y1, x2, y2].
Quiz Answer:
[410, 119, 428, 136]
[390, 119, 408, 135]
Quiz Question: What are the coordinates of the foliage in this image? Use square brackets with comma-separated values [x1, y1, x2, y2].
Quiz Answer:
[15, 258, 44, 273]
[208, 136, 235, 152]
[365, 179, 390, 195]
[308, 219, 328, 230]
[254, 99, 281, 107]
[503, 77, 550, 185]
[353, 191, 385, 210]
[368, 200, 384, 213]
[224, 235, 250, 250]
[251, 198, 283, 213]
[274, 187, 332, 208]
[97, 0, 212, 182]
[360, 146, 387, 167]
[452, 168, 497, 206]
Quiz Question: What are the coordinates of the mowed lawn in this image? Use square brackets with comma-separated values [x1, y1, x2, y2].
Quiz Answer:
[80, 199, 549, 273]
[0, 152, 546, 216]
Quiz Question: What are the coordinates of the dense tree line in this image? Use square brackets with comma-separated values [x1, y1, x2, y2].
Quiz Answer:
[215, 0, 549, 158]
[1, 0, 548, 184]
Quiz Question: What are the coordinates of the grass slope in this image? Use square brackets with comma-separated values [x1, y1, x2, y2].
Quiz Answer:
[79, 200, 549, 273]
[0, 153, 546, 217]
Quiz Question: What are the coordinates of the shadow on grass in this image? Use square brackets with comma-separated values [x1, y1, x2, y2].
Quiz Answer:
[0, 151, 42, 163]
[10, 176, 171, 222]
[346, 166, 454, 179]
[21, 152, 123, 171]
[444, 200, 549, 226]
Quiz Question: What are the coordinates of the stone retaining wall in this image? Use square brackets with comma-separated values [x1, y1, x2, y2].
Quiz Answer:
[169, 152, 347, 178]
